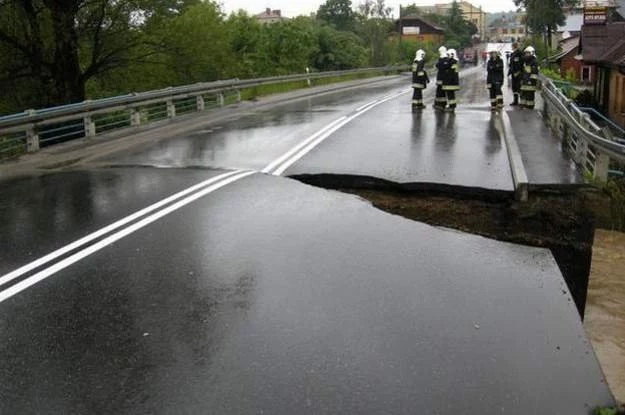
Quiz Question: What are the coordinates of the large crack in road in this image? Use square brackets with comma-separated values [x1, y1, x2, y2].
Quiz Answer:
[291, 173, 600, 319]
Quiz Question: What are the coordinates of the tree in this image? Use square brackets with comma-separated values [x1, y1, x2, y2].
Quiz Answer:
[400, 4, 420, 17]
[317, 0, 356, 31]
[514, 0, 576, 49]
[443, 1, 477, 49]
[160, 2, 231, 84]
[311, 26, 368, 70]
[357, 0, 392, 19]
[0, 0, 200, 110]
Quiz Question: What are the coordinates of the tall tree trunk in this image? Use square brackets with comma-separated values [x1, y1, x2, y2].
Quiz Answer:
[46, 0, 85, 106]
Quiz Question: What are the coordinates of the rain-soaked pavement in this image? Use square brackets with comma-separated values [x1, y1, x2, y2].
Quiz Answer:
[0, 68, 615, 413]
[0, 171, 614, 413]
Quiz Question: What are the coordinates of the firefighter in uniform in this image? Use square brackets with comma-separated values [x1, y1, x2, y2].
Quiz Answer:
[434, 46, 449, 110]
[508, 42, 523, 106]
[520, 46, 539, 109]
[411, 49, 429, 110]
[486, 48, 504, 110]
[443, 48, 460, 111]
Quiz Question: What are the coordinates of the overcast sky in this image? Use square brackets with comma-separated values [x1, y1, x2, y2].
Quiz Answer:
[219, 0, 519, 18]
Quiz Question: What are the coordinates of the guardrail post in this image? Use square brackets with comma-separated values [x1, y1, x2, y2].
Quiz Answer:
[167, 99, 176, 118]
[575, 136, 588, 165]
[24, 109, 39, 153]
[594, 152, 610, 182]
[130, 108, 141, 126]
[236, 90, 241, 103]
[26, 126, 39, 153]
[83, 114, 96, 138]
[218, 93, 225, 107]
[196, 95, 205, 111]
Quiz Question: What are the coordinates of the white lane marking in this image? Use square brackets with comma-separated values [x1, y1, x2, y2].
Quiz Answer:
[0, 88, 411, 301]
[0, 169, 244, 290]
[355, 99, 379, 112]
[271, 89, 411, 175]
[0, 171, 255, 304]
[260, 116, 347, 174]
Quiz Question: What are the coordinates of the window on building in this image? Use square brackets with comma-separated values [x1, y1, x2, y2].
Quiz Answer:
[519, 27, 525, 34]
[581, 66, 592, 83]
[503, 28, 508, 34]
[511, 28, 516, 34]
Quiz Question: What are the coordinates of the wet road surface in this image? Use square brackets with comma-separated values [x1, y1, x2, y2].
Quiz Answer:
[95, 68, 514, 191]
[0, 171, 614, 414]
[0, 69, 614, 413]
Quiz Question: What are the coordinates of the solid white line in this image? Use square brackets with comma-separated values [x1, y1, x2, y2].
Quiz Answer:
[260, 116, 347, 174]
[0, 169, 243, 289]
[355, 99, 379, 112]
[271, 89, 411, 175]
[0, 171, 255, 304]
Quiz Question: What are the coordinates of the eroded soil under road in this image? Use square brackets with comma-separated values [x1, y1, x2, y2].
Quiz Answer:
[292, 175, 600, 318]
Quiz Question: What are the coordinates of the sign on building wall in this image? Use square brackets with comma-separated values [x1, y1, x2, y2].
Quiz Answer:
[403, 26, 421, 35]
[583, 6, 607, 24]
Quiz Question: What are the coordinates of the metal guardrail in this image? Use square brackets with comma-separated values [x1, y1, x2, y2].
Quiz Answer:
[0, 66, 408, 160]
[540, 75, 625, 181]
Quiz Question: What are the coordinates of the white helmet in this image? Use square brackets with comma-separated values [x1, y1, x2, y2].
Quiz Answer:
[524, 46, 535, 55]
[447, 48, 457, 60]
[415, 49, 425, 61]
[438, 46, 447, 58]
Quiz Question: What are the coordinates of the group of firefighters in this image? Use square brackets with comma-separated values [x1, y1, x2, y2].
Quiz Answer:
[411, 42, 540, 111]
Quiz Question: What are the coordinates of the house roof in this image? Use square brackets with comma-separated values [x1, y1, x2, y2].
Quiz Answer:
[398, 14, 445, 32]
[581, 22, 625, 62]
[549, 36, 580, 62]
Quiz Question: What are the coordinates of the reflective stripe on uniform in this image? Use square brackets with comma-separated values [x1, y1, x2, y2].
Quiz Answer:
[412, 99, 423, 104]
[417, 71, 425, 76]
[496, 95, 503, 100]
[442, 85, 460, 91]
[520, 85, 536, 91]
[436, 80, 443, 85]
[412, 83, 425, 89]
[530, 74, 538, 79]
[447, 99, 457, 105]
[435, 97, 447, 103]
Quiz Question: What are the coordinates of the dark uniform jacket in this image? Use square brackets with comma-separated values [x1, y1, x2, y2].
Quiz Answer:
[508, 49, 524, 77]
[412, 60, 429, 89]
[486, 56, 504, 87]
[443, 58, 459, 90]
[436, 57, 450, 85]
[520, 55, 539, 91]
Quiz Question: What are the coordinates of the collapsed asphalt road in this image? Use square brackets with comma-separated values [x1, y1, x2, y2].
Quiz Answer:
[0, 69, 614, 413]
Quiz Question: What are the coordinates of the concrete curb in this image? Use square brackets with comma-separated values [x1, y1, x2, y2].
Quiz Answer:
[500, 111, 529, 201]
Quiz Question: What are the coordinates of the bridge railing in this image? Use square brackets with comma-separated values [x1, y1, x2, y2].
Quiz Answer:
[540, 75, 625, 181]
[0, 66, 408, 160]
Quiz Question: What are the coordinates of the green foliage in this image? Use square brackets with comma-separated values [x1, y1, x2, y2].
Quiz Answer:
[514, 0, 577, 48]
[317, 0, 356, 31]
[312, 26, 369, 70]
[400, 4, 421, 17]
[0, 0, 412, 115]
[594, 407, 619, 415]
[444, 1, 478, 50]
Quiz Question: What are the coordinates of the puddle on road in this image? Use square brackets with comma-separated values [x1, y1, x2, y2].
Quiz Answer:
[585, 229, 625, 404]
